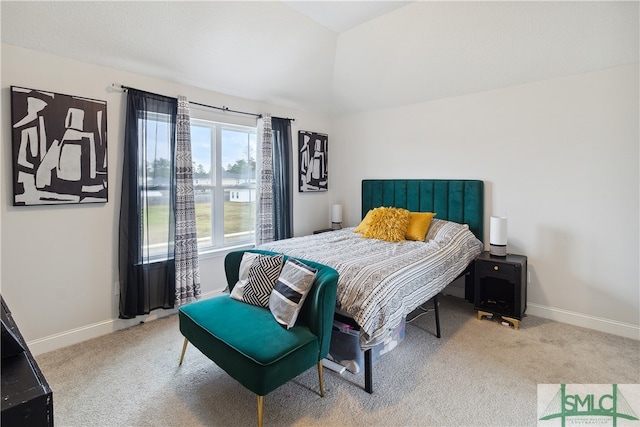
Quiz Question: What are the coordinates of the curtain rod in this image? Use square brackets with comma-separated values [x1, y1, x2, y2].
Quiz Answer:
[190, 100, 262, 118]
[112, 83, 298, 121]
[112, 83, 296, 121]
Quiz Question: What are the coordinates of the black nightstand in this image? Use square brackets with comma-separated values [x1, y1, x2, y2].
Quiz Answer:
[474, 251, 527, 329]
[313, 228, 334, 234]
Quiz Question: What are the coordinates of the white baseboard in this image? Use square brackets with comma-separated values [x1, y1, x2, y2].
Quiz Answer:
[27, 290, 223, 356]
[27, 292, 639, 356]
[527, 303, 640, 341]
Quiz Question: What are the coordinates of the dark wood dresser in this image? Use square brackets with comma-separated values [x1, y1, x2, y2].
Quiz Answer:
[1, 295, 53, 426]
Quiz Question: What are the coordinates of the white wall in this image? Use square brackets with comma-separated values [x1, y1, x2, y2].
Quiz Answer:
[2, 44, 637, 356]
[332, 64, 639, 339]
[0, 44, 334, 354]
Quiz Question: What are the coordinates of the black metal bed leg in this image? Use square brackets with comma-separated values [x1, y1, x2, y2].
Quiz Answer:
[364, 349, 373, 393]
[433, 294, 441, 338]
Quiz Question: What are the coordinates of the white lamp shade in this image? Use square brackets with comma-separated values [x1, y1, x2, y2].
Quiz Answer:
[331, 204, 343, 223]
[489, 216, 507, 256]
[490, 216, 507, 244]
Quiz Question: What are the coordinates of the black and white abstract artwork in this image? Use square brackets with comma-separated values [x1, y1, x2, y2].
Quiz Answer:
[11, 86, 108, 206]
[298, 130, 327, 192]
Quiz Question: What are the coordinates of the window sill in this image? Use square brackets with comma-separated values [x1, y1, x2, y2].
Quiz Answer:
[198, 243, 256, 261]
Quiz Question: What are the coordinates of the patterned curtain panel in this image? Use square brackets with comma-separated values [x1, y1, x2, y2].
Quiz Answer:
[119, 89, 177, 319]
[256, 114, 274, 245]
[174, 96, 201, 305]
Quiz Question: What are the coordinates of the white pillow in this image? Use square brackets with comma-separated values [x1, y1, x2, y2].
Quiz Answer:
[229, 252, 259, 300]
[425, 219, 470, 244]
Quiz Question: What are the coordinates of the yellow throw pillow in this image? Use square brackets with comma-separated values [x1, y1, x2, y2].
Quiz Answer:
[354, 208, 378, 234]
[361, 207, 411, 242]
[405, 212, 436, 241]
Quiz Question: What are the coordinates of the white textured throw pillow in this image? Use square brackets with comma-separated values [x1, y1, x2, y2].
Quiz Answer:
[269, 258, 317, 329]
[229, 252, 259, 301]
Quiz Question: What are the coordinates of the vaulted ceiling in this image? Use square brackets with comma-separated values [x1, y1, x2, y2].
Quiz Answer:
[2, 1, 638, 115]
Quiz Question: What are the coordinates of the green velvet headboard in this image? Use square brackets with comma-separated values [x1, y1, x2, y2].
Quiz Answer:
[361, 179, 484, 242]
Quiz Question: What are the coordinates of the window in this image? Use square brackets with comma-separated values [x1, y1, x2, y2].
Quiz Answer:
[139, 115, 256, 258]
[191, 119, 257, 252]
[140, 111, 174, 259]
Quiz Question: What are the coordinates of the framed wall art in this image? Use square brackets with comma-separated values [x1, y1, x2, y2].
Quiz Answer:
[10, 86, 108, 206]
[298, 130, 327, 192]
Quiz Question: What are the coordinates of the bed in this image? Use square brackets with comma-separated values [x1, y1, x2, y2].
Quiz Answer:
[258, 179, 484, 392]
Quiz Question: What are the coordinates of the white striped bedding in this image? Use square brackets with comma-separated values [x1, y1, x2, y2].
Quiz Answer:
[258, 219, 483, 349]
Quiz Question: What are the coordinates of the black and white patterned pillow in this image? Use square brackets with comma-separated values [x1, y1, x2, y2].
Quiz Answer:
[242, 254, 284, 308]
[269, 258, 317, 329]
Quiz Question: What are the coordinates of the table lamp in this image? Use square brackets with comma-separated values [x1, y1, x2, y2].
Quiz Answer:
[331, 204, 343, 230]
[489, 216, 507, 256]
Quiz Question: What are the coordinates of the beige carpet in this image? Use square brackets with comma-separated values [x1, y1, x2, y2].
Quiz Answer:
[35, 295, 639, 426]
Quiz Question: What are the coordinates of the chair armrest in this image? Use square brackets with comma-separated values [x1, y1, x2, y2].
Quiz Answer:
[224, 249, 339, 359]
[299, 262, 338, 358]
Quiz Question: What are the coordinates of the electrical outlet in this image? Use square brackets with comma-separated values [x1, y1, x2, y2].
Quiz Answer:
[114, 281, 120, 296]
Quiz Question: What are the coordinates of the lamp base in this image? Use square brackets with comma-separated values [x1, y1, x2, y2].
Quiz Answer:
[489, 244, 507, 257]
[332, 222, 342, 230]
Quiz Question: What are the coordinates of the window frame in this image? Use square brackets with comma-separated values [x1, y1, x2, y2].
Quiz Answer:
[139, 110, 175, 261]
[190, 118, 257, 256]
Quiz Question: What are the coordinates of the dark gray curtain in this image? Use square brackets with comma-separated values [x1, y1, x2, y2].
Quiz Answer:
[271, 118, 293, 240]
[119, 89, 177, 319]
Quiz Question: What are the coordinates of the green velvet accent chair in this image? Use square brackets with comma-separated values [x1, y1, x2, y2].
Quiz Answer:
[178, 249, 339, 427]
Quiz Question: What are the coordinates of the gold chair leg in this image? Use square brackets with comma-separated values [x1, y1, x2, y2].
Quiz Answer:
[179, 338, 189, 366]
[317, 360, 325, 397]
[257, 395, 264, 427]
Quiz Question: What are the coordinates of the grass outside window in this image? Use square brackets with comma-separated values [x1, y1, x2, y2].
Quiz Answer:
[145, 201, 255, 247]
